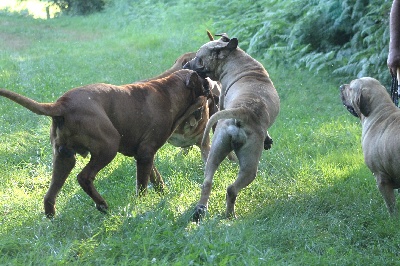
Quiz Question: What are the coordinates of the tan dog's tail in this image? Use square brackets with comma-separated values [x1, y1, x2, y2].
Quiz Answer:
[0, 89, 62, 116]
[201, 107, 252, 147]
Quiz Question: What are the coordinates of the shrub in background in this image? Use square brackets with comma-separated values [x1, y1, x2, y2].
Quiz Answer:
[43, 0, 107, 15]
[208, 0, 392, 84]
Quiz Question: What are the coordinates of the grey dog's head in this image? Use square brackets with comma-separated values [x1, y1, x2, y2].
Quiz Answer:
[183, 32, 238, 80]
[340, 77, 389, 119]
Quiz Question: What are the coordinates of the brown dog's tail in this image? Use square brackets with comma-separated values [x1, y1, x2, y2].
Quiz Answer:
[201, 107, 253, 147]
[0, 89, 62, 116]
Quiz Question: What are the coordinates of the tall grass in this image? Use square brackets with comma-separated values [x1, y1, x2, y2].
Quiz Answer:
[0, 1, 399, 265]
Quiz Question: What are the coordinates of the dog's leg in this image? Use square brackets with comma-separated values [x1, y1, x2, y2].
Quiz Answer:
[376, 173, 397, 216]
[198, 134, 211, 163]
[135, 145, 157, 195]
[193, 128, 233, 222]
[77, 148, 118, 213]
[263, 131, 273, 150]
[150, 165, 165, 193]
[44, 147, 76, 218]
[225, 139, 263, 219]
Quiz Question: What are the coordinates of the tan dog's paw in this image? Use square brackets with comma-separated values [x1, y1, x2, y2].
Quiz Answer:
[264, 136, 273, 150]
[192, 204, 207, 223]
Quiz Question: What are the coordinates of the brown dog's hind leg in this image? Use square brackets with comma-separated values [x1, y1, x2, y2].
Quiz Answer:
[77, 147, 118, 213]
[44, 146, 76, 218]
[150, 165, 165, 193]
[136, 152, 157, 195]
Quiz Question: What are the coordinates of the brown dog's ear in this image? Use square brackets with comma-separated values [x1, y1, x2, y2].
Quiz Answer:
[186, 71, 205, 96]
[207, 30, 214, 41]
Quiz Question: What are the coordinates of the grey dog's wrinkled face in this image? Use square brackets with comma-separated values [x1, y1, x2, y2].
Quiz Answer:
[184, 37, 238, 80]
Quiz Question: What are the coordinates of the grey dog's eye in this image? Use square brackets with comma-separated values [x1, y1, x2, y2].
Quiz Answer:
[197, 57, 204, 66]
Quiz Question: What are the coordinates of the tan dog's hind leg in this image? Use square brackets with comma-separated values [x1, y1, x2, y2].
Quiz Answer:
[226, 139, 263, 218]
[199, 133, 211, 163]
[44, 150, 76, 217]
[194, 126, 236, 221]
[376, 173, 398, 216]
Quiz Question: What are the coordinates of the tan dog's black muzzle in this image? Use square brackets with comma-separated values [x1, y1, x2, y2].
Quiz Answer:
[183, 58, 208, 79]
[339, 84, 359, 118]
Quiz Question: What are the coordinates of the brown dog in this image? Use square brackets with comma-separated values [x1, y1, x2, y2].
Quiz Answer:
[0, 69, 206, 217]
[340, 77, 400, 216]
[184, 33, 280, 221]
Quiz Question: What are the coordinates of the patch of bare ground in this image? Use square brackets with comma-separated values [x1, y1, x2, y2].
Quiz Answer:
[0, 19, 100, 51]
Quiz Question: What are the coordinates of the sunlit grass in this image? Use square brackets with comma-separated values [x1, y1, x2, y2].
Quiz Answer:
[0, 0, 59, 19]
[0, 1, 399, 265]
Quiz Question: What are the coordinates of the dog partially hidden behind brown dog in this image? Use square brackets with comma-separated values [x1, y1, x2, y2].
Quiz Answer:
[141, 52, 237, 163]
[340, 77, 400, 216]
[0, 69, 206, 217]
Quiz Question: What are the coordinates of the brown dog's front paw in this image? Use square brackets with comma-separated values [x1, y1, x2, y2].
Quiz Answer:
[192, 204, 207, 223]
[44, 200, 56, 218]
[96, 203, 108, 214]
[263, 136, 273, 150]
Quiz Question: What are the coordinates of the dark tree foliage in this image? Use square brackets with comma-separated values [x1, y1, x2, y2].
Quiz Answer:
[48, 0, 106, 15]
[205, 0, 392, 83]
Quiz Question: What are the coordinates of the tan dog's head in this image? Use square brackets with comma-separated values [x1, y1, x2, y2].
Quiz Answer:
[340, 77, 390, 119]
[173, 52, 196, 69]
[183, 32, 238, 80]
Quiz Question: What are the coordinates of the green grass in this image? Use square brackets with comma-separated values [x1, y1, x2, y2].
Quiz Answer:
[1, 2, 400, 265]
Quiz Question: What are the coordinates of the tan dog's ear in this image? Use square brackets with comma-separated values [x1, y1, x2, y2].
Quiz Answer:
[359, 89, 372, 117]
[215, 33, 230, 42]
[186, 71, 205, 97]
[351, 81, 371, 118]
[207, 30, 214, 41]
[212, 37, 238, 57]
[226, 38, 238, 50]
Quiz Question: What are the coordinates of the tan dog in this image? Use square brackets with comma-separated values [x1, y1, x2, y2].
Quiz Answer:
[184, 33, 280, 220]
[340, 77, 400, 216]
[0, 69, 206, 217]
[144, 52, 217, 162]
[141, 52, 236, 163]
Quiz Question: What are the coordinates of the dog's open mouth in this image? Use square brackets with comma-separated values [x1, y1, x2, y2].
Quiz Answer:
[340, 86, 359, 118]
[344, 104, 359, 118]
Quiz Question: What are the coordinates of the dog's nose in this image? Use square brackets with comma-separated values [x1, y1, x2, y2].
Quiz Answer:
[339, 84, 346, 91]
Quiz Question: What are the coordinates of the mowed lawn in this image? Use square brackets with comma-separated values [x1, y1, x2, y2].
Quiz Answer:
[0, 3, 399, 265]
